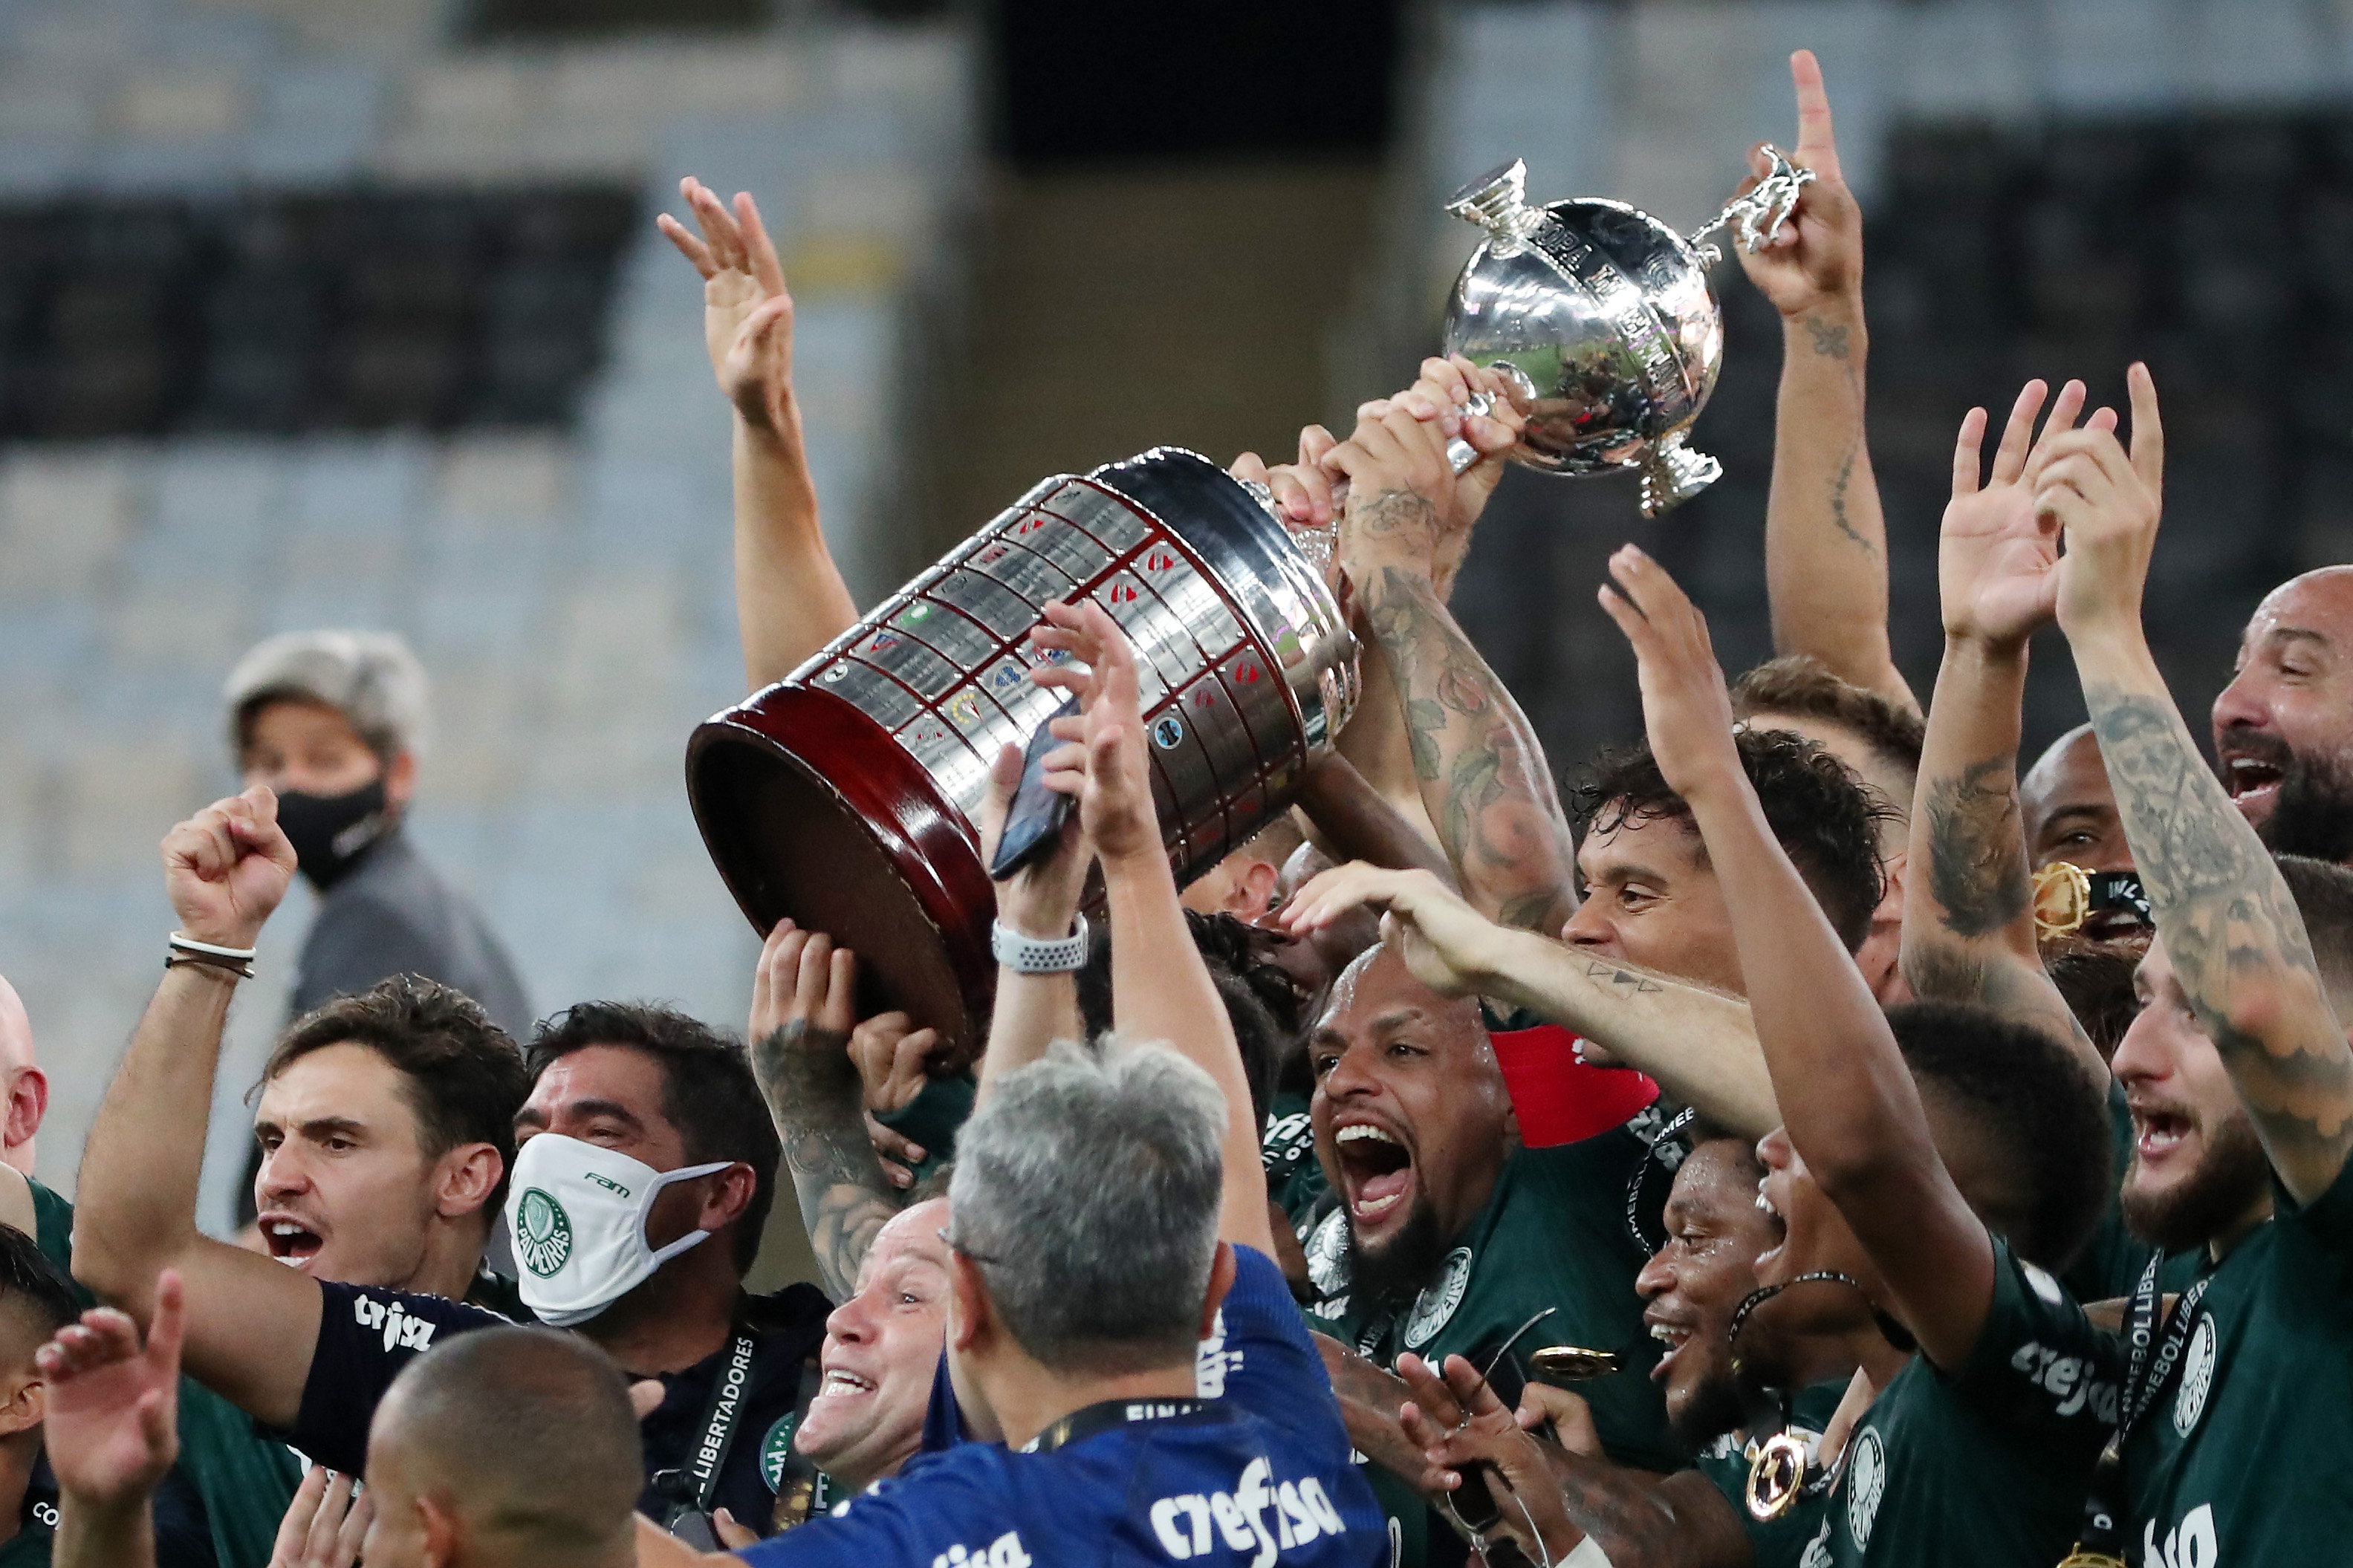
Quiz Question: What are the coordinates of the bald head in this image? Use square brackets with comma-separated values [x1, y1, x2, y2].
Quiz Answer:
[0, 978, 43, 1177]
[364, 1328, 638, 1568]
[2021, 726, 2131, 874]
[2215, 567, 2353, 859]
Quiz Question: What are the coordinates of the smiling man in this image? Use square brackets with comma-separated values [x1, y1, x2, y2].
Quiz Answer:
[2211, 567, 2353, 860]
[785, 1198, 951, 1503]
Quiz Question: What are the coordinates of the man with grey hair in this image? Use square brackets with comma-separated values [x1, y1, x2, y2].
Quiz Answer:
[224, 629, 528, 1038]
[675, 598, 1384, 1567]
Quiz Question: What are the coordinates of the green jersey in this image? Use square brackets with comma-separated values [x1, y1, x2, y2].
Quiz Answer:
[0, 1515, 48, 1568]
[28, 1180, 302, 1568]
[1308, 1128, 1681, 1473]
[1691, 1379, 1848, 1568]
[2124, 1156, 2353, 1566]
[1261, 1092, 1328, 1229]
[1810, 1240, 2118, 1566]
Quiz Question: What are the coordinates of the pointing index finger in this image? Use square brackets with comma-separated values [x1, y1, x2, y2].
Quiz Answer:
[1789, 50, 1842, 183]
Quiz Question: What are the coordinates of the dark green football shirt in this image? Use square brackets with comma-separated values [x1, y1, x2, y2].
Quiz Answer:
[1308, 1130, 1681, 1474]
[0, 1515, 48, 1568]
[1808, 1241, 2119, 1566]
[30, 1179, 302, 1568]
[1262, 1092, 1328, 1228]
[1691, 1379, 1849, 1568]
[2124, 1154, 2353, 1566]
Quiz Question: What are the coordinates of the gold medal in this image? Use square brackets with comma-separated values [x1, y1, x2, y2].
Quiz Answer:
[2033, 861, 2093, 940]
[1745, 1431, 1810, 1522]
[1528, 1344, 1620, 1382]
[2056, 1551, 2126, 1568]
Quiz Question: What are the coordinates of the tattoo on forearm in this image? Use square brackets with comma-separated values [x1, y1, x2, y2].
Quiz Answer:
[1803, 317, 1851, 360]
[1357, 487, 1441, 547]
[2086, 686, 2353, 1180]
[1365, 567, 1576, 933]
[753, 1023, 900, 1300]
[1924, 756, 2031, 939]
[1586, 960, 1663, 994]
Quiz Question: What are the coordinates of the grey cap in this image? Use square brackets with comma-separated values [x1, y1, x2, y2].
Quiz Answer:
[224, 630, 430, 761]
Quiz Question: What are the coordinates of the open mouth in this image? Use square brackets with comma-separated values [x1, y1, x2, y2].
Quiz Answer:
[2132, 1106, 2194, 1164]
[1752, 1180, 1788, 1275]
[261, 1217, 323, 1268]
[2225, 757, 2284, 816]
[814, 1367, 876, 1400]
[1645, 1315, 1695, 1382]
[1334, 1122, 1416, 1230]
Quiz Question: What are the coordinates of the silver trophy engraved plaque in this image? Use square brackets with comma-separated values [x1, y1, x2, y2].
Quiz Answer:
[688, 447, 1360, 1058]
[1441, 150, 1813, 517]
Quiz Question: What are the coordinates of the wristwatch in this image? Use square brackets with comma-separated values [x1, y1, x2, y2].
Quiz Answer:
[990, 914, 1089, 974]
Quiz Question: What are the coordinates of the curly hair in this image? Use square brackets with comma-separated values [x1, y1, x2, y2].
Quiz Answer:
[1887, 1001, 2112, 1272]
[1573, 728, 1892, 952]
[268, 976, 530, 1208]
[526, 1003, 779, 1275]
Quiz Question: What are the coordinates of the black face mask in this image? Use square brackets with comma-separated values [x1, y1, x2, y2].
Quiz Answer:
[276, 779, 392, 891]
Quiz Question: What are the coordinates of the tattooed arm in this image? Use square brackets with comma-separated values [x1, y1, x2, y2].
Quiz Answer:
[1900, 381, 2108, 1079]
[1738, 51, 1916, 712]
[748, 926, 900, 1301]
[2048, 367, 2353, 1203]
[1327, 411, 1577, 934]
[1284, 864, 1778, 1137]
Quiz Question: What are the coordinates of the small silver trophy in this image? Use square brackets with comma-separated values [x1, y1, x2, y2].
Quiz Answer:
[1441, 149, 1815, 517]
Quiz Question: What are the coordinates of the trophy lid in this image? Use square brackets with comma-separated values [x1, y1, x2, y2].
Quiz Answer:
[1445, 158, 1543, 249]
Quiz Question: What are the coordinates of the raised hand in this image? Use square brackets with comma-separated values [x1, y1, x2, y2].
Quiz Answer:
[846, 1011, 943, 1116]
[1734, 50, 1864, 321]
[266, 1466, 371, 1568]
[749, 921, 857, 1056]
[1395, 1352, 1579, 1560]
[161, 787, 297, 950]
[656, 177, 798, 436]
[1230, 420, 1341, 530]
[39, 1270, 184, 1512]
[1327, 403, 1461, 587]
[1028, 599, 1161, 868]
[1279, 862, 1499, 999]
[2043, 363, 2166, 643]
[1594, 547, 1745, 808]
[974, 735, 1092, 941]
[1941, 377, 2115, 650]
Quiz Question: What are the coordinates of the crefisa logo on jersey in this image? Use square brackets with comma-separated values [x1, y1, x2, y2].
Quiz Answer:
[1148, 1457, 1348, 1564]
[2173, 1317, 2218, 1436]
[1401, 1249, 1473, 1350]
[515, 1187, 574, 1278]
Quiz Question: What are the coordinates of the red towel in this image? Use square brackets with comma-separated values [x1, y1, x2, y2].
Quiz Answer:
[1492, 1022, 1659, 1147]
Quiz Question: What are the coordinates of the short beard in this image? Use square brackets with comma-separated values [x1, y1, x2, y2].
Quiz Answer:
[1670, 1364, 1747, 1451]
[1346, 1200, 1447, 1318]
[2121, 1107, 2272, 1252]
[2253, 747, 2353, 862]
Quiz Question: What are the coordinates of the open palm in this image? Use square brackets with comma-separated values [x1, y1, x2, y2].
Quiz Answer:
[1941, 379, 2112, 649]
[40, 1277, 184, 1510]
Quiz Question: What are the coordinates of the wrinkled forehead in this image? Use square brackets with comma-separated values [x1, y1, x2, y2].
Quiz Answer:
[1318, 945, 1482, 1047]
[867, 1197, 952, 1276]
[2247, 570, 2353, 654]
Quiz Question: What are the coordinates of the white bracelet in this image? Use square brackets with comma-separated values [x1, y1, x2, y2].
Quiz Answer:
[990, 914, 1089, 974]
[168, 933, 258, 961]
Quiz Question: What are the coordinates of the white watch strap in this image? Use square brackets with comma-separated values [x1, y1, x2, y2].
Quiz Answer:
[990, 914, 1089, 974]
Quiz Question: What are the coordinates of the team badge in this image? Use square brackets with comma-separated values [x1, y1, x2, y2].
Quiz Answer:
[1401, 1248, 1473, 1349]
[1305, 1208, 1351, 1299]
[2174, 1317, 2217, 1436]
[513, 1188, 572, 1278]
[1844, 1428, 1886, 1550]
[761, 1414, 799, 1491]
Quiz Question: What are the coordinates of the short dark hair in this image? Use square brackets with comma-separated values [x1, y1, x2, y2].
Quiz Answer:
[0, 1225, 77, 1350]
[2279, 855, 2353, 1019]
[268, 977, 530, 1208]
[1731, 656, 1925, 786]
[1574, 729, 1891, 953]
[2039, 934, 2143, 1061]
[525, 1004, 779, 1275]
[1886, 1001, 2112, 1272]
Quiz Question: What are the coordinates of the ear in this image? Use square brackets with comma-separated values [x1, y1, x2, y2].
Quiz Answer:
[0, 1367, 45, 1438]
[418, 1493, 463, 1568]
[695, 1162, 759, 1236]
[947, 1249, 991, 1354]
[1235, 859, 1282, 918]
[1195, 1243, 1239, 1343]
[434, 1142, 504, 1220]
[384, 749, 420, 813]
[2, 1067, 44, 1162]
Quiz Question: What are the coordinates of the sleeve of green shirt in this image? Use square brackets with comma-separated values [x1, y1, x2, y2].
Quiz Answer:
[1942, 1239, 2123, 1463]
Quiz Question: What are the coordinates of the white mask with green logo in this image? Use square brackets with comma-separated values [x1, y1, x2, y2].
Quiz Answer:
[505, 1133, 733, 1327]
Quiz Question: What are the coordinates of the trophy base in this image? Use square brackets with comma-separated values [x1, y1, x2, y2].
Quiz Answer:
[687, 686, 998, 1064]
[1638, 436, 1722, 518]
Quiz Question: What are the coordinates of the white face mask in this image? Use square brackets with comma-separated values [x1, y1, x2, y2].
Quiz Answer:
[505, 1133, 733, 1328]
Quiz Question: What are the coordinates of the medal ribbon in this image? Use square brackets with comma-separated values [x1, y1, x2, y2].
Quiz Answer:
[2065, 1253, 2213, 1567]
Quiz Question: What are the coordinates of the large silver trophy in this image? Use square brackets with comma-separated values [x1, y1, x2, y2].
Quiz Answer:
[1441, 149, 1815, 517]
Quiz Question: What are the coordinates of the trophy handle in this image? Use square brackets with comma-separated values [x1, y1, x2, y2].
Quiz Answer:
[1638, 433, 1722, 518]
[1687, 144, 1815, 266]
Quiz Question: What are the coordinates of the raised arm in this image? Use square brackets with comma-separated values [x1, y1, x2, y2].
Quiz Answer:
[1284, 862, 1778, 1137]
[970, 735, 1093, 1103]
[1737, 50, 1915, 713]
[747, 925, 904, 1301]
[658, 178, 859, 690]
[1597, 547, 1992, 1370]
[70, 790, 321, 1429]
[43, 1271, 184, 1568]
[1901, 379, 2109, 1078]
[2048, 366, 2353, 1203]
[1031, 599, 1274, 1257]
[1326, 397, 1577, 936]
